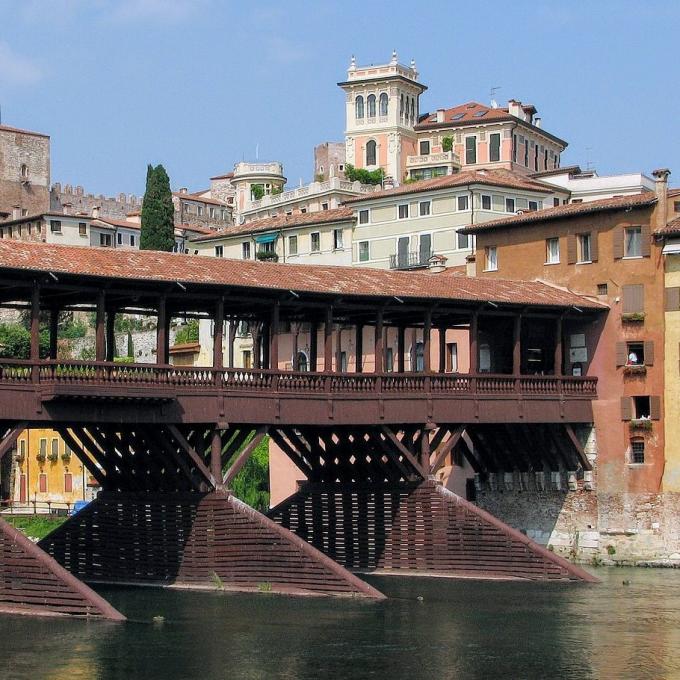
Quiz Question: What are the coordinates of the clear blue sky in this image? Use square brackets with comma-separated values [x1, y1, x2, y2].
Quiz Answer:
[1, 0, 678, 196]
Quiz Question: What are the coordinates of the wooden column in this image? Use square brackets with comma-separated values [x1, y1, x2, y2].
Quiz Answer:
[228, 320, 237, 368]
[156, 296, 168, 365]
[49, 308, 59, 360]
[423, 309, 432, 373]
[420, 427, 432, 471]
[213, 299, 224, 369]
[469, 311, 479, 373]
[355, 324, 363, 373]
[30, 284, 41, 363]
[335, 327, 343, 372]
[95, 292, 106, 362]
[261, 321, 270, 369]
[374, 308, 384, 373]
[554, 316, 563, 376]
[324, 306, 333, 372]
[269, 302, 279, 370]
[397, 326, 405, 373]
[512, 314, 522, 375]
[252, 327, 261, 370]
[309, 322, 318, 372]
[410, 328, 418, 371]
[105, 307, 116, 362]
[210, 428, 223, 490]
[438, 325, 446, 373]
[292, 325, 300, 371]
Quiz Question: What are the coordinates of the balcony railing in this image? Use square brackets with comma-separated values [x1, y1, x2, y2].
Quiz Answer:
[405, 151, 460, 168]
[389, 250, 433, 270]
[0, 360, 598, 399]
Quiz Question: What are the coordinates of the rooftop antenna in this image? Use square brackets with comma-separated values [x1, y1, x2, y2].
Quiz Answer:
[490, 86, 501, 109]
[585, 147, 594, 172]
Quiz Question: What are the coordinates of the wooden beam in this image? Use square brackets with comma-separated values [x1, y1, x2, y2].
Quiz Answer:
[214, 298, 224, 369]
[223, 426, 268, 487]
[374, 308, 384, 373]
[324, 306, 333, 373]
[397, 325, 405, 373]
[423, 308, 432, 373]
[167, 424, 216, 486]
[0, 422, 27, 462]
[469, 311, 479, 373]
[380, 426, 426, 478]
[355, 324, 363, 373]
[564, 424, 592, 471]
[430, 425, 465, 474]
[54, 427, 106, 487]
[95, 292, 106, 362]
[156, 295, 168, 364]
[269, 428, 315, 477]
[269, 302, 279, 370]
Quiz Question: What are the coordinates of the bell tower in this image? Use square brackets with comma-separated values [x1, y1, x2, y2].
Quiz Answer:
[338, 51, 426, 186]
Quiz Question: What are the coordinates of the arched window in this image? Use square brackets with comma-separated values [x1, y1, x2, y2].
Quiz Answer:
[379, 93, 388, 116]
[355, 95, 364, 119]
[410, 97, 416, 123]
[400, 94, 404, 120]
[20, 164, 28, 180]
[405, 97, 410, 121]
[366, 140, 377, 166]
[414, 342, 425, 373]
[297, 351, 308, 372]
[367, 94, 376, 118]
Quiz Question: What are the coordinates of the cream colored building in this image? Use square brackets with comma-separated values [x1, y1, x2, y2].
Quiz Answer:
[346, 169, 565, 270]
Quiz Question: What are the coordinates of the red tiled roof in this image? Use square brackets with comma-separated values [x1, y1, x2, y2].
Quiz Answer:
[656, 216, 680, 236]
[414, 101, 567, 147]
[0, 239, 604, 309]
[96, 217, 214, 236]
[460, 192, 658, 235]
[0, 123, 49, 139]
[210, 172, 234, 181]
[344, 170, 553, 204]
[191, 207, 354, 242]
[530, 165, 582, 179]
[173, 192, 229, 207]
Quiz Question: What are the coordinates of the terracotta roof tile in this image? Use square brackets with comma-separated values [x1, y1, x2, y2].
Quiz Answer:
[95, 217, 214, 236]
[460, 192, 657, 234]
[656, 216, 680, 236]
[344, 169, 553, 204]
[0, 239, 604, 309]
[173, 192, 229, 207]
[191, 207, 354, 242]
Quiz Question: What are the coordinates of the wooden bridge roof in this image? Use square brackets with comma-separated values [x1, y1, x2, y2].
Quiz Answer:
[0, 240, 604, 310]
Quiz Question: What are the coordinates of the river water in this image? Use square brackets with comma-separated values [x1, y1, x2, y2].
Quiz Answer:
[2, 567, 680, 680]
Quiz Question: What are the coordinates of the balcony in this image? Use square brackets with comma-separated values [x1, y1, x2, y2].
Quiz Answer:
[390, 250, 433, 270]
[405, 151, 460, 170]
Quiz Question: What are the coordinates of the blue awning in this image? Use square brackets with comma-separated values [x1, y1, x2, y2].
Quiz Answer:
[254, 232, 278, 244]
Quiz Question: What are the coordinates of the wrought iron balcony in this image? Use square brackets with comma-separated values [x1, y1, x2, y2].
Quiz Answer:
[390, 250, 433, 270]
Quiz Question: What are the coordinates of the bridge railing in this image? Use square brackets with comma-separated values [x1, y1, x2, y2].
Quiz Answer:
[0, 359, 598, 398]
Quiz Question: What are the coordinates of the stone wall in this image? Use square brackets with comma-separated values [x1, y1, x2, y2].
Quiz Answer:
[0, 128, 50, 219]
[50, 183, 141, 219]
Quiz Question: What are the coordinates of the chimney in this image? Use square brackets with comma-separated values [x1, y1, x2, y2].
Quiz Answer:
[12, 206, 21, 220]
[382, 176, 395, 190]
[91, 206, 101, 219]
[428, 254, 447, 273]
[179, 187, 188, 194]
[508, 99, 522, 119]
[436, 108, 445, 123]
[652, 168, 671, 230]
[466, 253, 476, 277]
[534, 116, 542, 128]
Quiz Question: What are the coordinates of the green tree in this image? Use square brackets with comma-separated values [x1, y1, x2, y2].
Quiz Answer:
[0, 323, 49, 359]
[230, 436, 270, 512]
[174, 319, 199, 344]
[442, 136, 453, 152]
[140, 164, 176, 252]
[344, 163, 385, 186]
[250, 184, 265, 201]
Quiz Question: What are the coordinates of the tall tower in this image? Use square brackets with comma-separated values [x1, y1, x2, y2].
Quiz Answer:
[338, 51, 426, 185]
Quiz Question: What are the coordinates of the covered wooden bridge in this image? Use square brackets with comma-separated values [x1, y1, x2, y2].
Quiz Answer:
[0, 240, 603, 619]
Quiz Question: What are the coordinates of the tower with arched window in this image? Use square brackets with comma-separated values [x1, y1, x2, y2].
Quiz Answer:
[338, 51, 426, 185]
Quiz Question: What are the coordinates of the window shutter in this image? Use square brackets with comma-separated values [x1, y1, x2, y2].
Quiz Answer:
[613, 227, 624, 259]
[650, 395, 661, 420]
[590, 232, 599, 262]
[615, 342, 627, 367]
[620, 396, 632, 421]
[567, 235, 577, 264]
[622, 284, 644, 314]
[666, 287, 680, 311]
[641, 223, 651, 257]
[644, 341, 654, 366]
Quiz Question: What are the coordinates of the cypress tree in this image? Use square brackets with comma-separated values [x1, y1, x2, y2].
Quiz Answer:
[140, 164, 176, 251]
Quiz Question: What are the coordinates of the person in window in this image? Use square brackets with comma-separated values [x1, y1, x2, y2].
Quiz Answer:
[627, 351, 639, 365]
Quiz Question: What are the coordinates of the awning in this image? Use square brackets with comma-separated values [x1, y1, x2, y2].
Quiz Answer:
[662, 239, 680, 255]
[254, 232, 278, 244]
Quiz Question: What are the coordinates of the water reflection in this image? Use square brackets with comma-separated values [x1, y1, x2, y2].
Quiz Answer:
[1, 569, 679, 680]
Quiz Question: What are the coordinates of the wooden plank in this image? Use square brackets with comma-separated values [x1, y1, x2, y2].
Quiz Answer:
[0, 422, 27, 461]
[167, 424, 216, 487]
[380, 426, 427, 478]
[430, 426, 465, 474]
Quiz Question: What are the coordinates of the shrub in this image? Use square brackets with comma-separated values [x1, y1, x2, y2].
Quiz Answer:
[442, 136, 453, 152]
[174, 319, 199, 345]
[344, 164, 385, 186]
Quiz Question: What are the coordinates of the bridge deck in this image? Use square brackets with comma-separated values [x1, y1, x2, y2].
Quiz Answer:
[0, 360, 596, 424]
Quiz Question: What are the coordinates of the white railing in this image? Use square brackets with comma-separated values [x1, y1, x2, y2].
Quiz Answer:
[406, 151, 460, 167]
